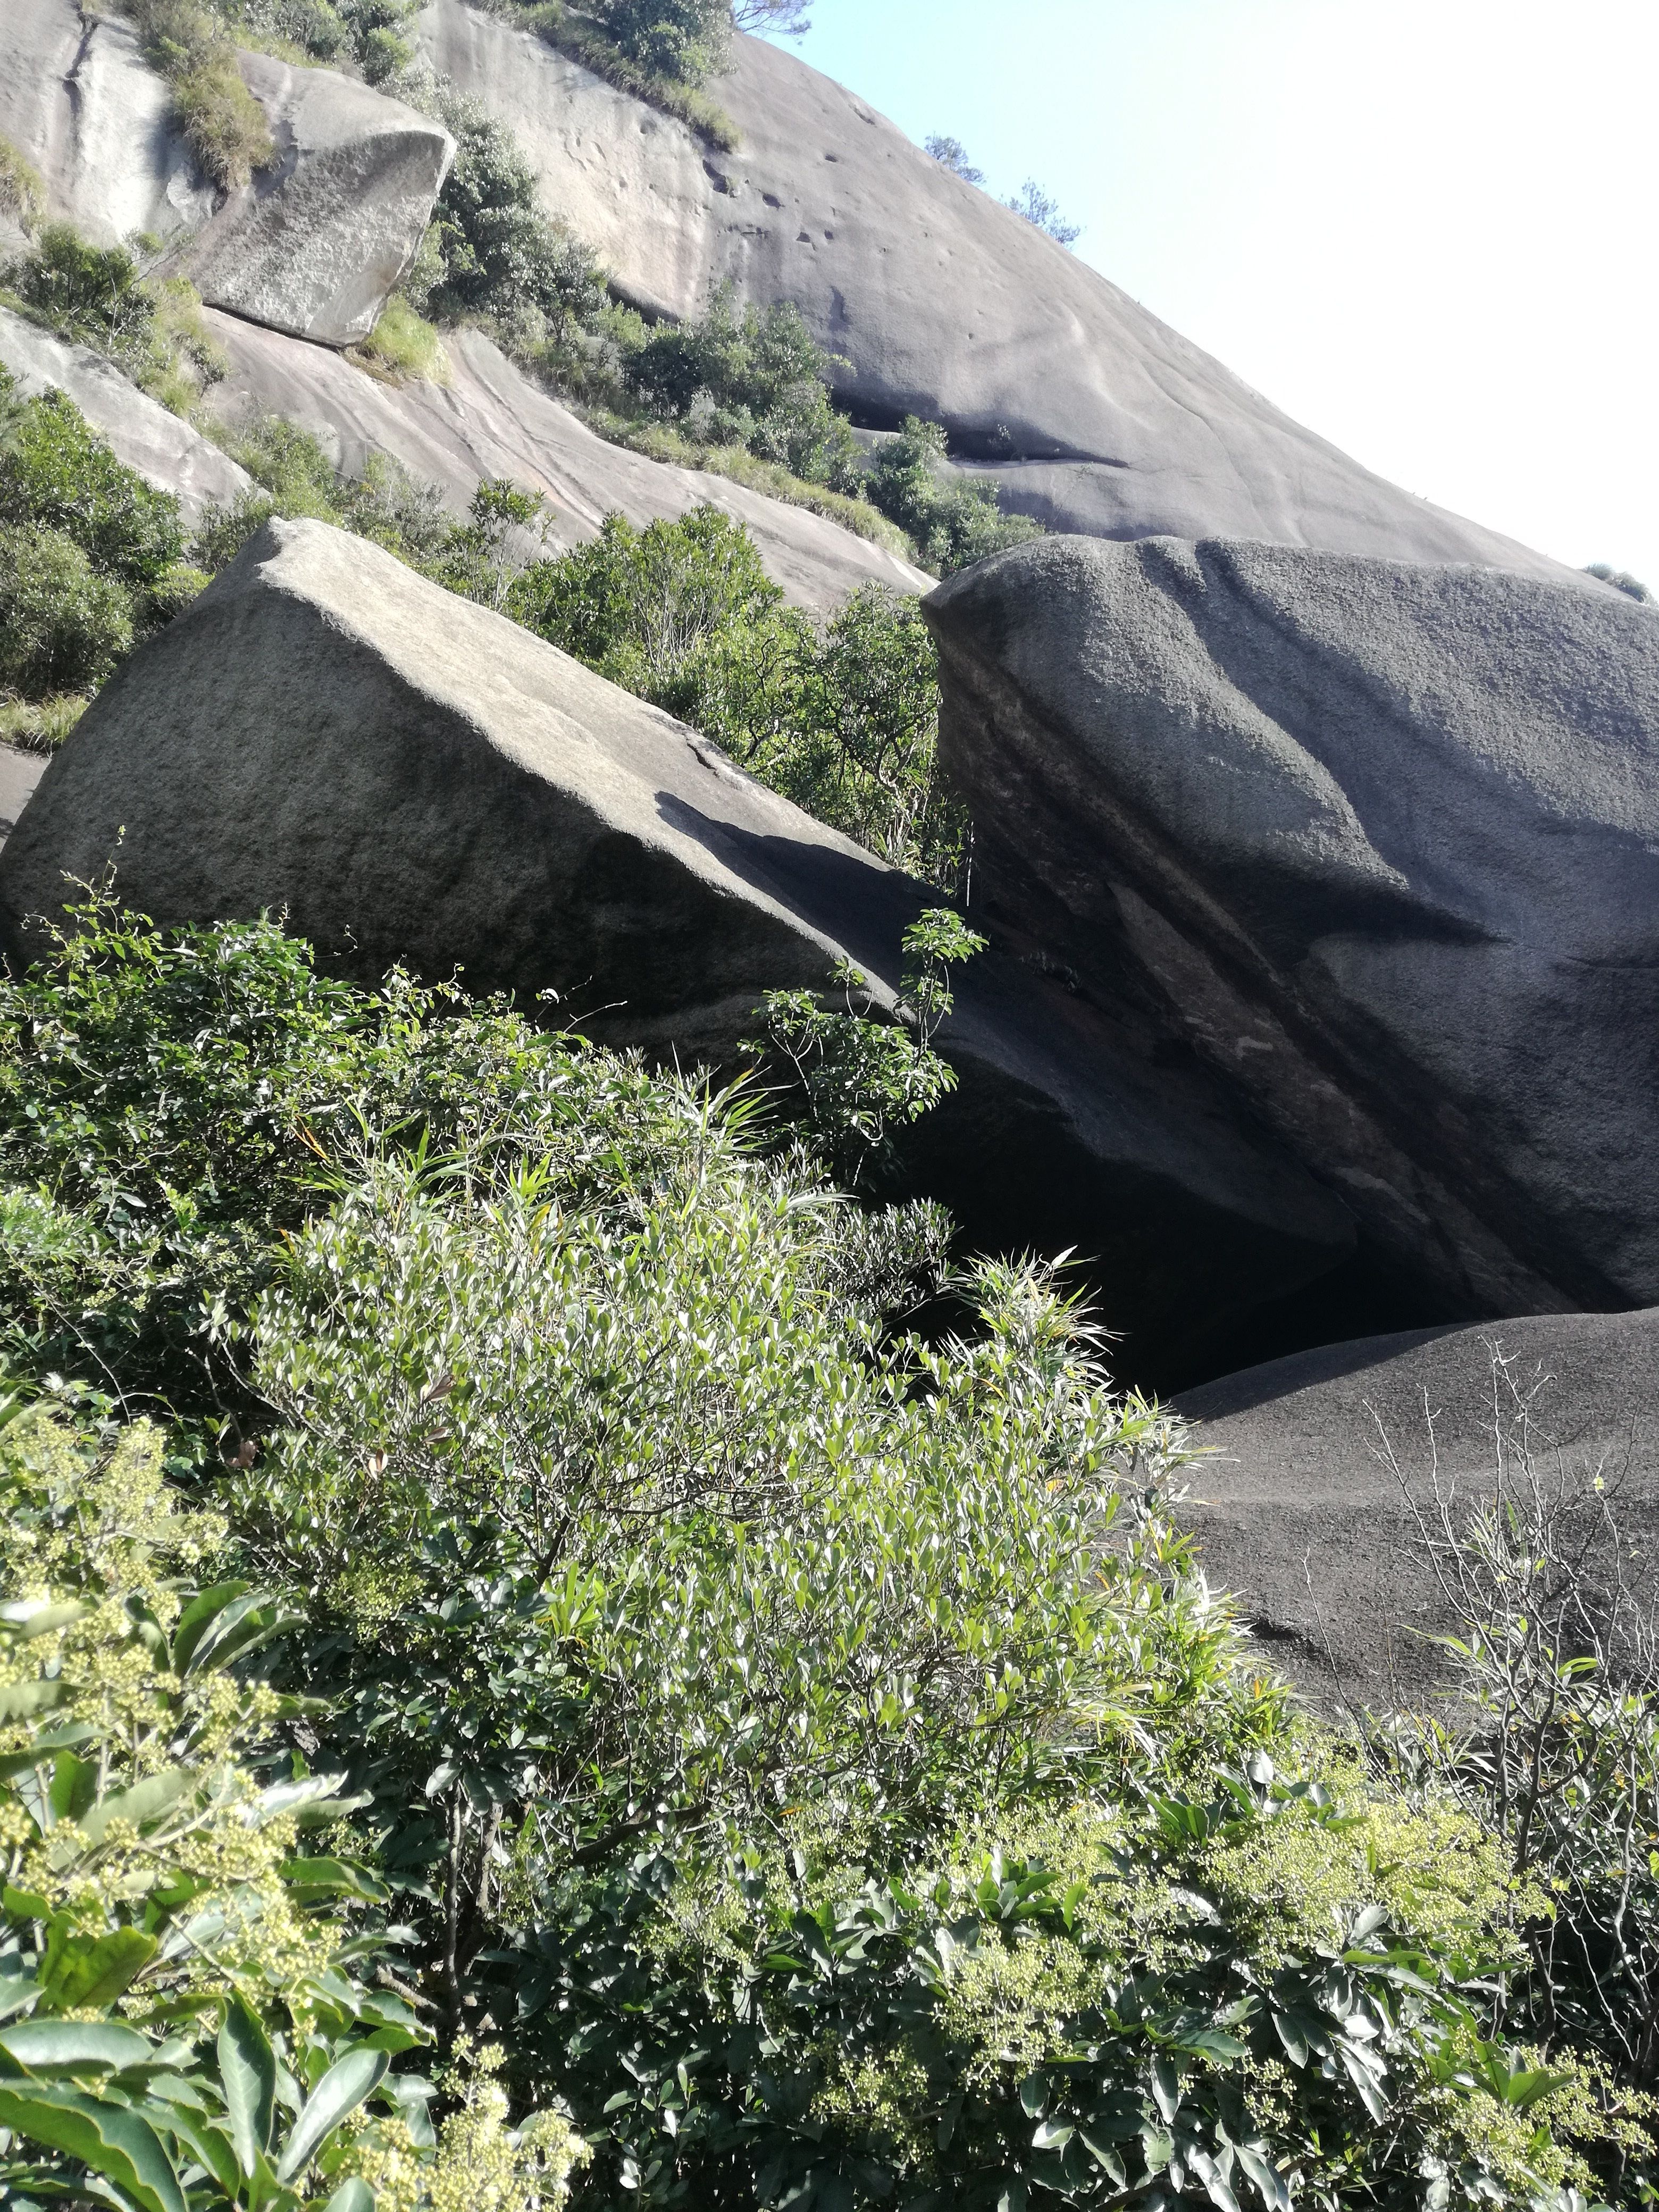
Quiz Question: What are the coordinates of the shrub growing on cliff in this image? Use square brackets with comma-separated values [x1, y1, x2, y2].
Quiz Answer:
[2, 221, 225, 414]
[0, 524, 133, 695]
[864, 414, 1043, 576]
[130, 0, 278, 187]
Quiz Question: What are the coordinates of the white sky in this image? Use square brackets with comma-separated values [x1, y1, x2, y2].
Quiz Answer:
[773, 0, 1659, 585]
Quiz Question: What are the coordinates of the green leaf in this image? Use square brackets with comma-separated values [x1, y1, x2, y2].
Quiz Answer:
[78, 1769, 193, 1845]
[275, 2047, 388, 2182]
[0, 1680, 69, 1723]
[157, 2107, 242, 2198]
[278, 1859, 391, 1903]
[0, 2020, 154, 2075]
[325, 2180, 375, 2212]
[40, 1927, 158, 2010]
[0, 1602, 93, 1642]
[0, 2080, 186, 2212]
[169, 1583, 252, 1675]
[217, 1992, 276, 2176]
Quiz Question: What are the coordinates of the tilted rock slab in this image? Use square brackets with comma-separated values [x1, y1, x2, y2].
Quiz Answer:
[0, 517, 1352, 1381]
[417, 0, 1568, 579]
[179, 57, 454, 348]
[926, 534, 1659, 1336]
[1178, 1310, 1659, 1705]
[201, 311, 933, 613]
[0, 306, 253, 524]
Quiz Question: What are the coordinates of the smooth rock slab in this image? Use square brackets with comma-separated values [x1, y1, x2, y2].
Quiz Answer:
[926, 533, 1659, 1334]
[201, 311, 933, 612]
[0, 517, 1351, 1378]
[416, 0, 1571, 578]
[1178, 1311, 1659, 1705]
[180, 57, 454, 347]
[1, 305, 252, 523]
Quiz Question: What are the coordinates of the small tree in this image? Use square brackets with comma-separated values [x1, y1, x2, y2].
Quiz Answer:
[1004, 176, 1082, 246]
[925, 132, 985, 186]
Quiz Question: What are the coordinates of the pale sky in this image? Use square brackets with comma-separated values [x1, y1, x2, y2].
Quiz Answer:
[769, 0, 1659, 587]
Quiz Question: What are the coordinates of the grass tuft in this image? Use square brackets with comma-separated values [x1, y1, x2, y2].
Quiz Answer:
[0, 692, 90, 755]
[353, 296, 451, 384]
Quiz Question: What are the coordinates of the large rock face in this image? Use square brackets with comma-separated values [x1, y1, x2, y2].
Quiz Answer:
[1178, 1311, 1659, 1705]
[926, 534, 1659, 1352]
[179, 58, 454, 348]
[417, 0, 1569, 579]
[0, 517, 1353, 1378]
[202, 312, 932, 611]
[1, 306, 253, 523]
[0, 0, 215, 246]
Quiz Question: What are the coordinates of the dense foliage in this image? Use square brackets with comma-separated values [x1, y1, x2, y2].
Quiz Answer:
[0, 903, 1653, 2210]
[513, 505, 963, 883]
[0, 365, 204, 736]
[864, 416, 1043, 577]
[0, 222, 225, 419]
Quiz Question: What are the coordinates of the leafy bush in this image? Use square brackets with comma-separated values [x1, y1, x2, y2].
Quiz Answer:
[0, 1382, 586, 2211]
[0, 373, 186, 587]
[925, 132, 985, 185]
[0, 524, 134, 696]
[746, 906, 986, 1185]
[587, 0, 730, 83]
[513, 506, 963, 884]
[1, 224, 225, 416]
[864, 415, 1044, 576]
[1, 899, 1654, 2207]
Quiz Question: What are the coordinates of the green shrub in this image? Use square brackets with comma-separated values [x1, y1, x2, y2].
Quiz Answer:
[2, 223, 225, 414]
[865, 415, 1044, 576]
[515, 507, 963, 884]
[0, 1385, 586, 2212]
[587, 0, 729, 83]
[0, 524, 134, 696]
[0, 376, 187, 586]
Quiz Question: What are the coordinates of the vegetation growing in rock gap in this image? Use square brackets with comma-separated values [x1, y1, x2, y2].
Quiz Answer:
[125, 0, 281, 188]
[512, 505, 965, 885]
[924, 134, 1084, 246]
[0, 898, 1653, 2208]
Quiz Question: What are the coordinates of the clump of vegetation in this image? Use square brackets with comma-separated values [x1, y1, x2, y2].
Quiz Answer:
[128, 0, 278, 187]
[866, 414, 1044, 575]
[1, 221, 227, 417]
[515, 504, 963, 884]
[353, 294, 450, 384]
[0, 691, 86, 755]
[0, 138, 46, 233]
[0, 366, 202, 723]
[1585, 560, 1654, 604]
[924, 134, 1083, 245]
[0, 899, 1648, 2209]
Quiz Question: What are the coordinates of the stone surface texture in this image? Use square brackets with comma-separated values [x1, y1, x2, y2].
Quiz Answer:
[1, 305, 253, 522]
[179, 57, 454, 347]
[0, 518, 1352, 1376]
[416, 0, 1570, 577]
[1178, 1310, 1659, 1704]
[202, 309, 933, 610]
[0, 0, 215, 246]
[926, 533, 1659, 1336]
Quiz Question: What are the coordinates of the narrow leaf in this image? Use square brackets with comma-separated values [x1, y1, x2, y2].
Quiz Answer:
[0, 2080, 186, 2212]
[218, 1993, 276, 2175]
[275, 2047, 388, 2182]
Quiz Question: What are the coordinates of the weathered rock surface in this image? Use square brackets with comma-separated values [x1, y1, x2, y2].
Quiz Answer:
[202, 309, 932, 610]
[417, 0, 1570, 578]
[178, 58, 454, 347]
[1, 306, 253, 523]
[0, 0, 215, 246]
[1178, 1311, 1659, 1704]
[926, 534, 1659, 1352]
[0, 517, 1353, 1375]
